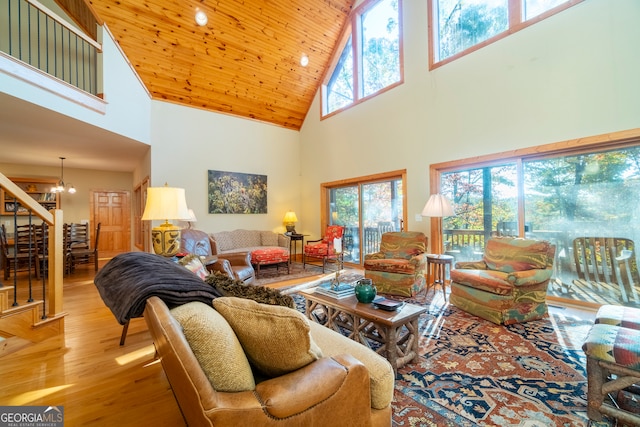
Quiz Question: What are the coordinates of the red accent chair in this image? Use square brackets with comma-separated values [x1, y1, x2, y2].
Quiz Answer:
[303, 225, 345, 272]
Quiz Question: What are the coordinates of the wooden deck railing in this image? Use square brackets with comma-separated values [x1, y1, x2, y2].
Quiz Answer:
[443, 229, 487, 255]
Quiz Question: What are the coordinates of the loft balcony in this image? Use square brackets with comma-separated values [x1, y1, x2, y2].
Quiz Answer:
[0, 0, 103, 107]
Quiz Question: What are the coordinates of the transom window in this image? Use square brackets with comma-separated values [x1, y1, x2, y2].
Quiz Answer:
[322, 0, 403, 117]
[429, 0, 584, 69]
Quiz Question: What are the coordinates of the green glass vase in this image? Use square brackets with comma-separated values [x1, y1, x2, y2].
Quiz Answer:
[355, 278, 377, 303]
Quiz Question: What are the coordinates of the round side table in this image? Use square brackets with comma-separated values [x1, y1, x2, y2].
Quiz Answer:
[425, 254, 454, 301]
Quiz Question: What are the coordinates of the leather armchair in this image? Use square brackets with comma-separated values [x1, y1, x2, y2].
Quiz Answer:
[180, 229, 255, 284]
[450, 237, 556, 325]
[364, 231, 428, 297]
[144, 296, 391, 427]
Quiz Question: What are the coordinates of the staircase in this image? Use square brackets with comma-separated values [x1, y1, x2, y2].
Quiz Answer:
[0, 285, 65, 357]
[0, 173, 67, 357]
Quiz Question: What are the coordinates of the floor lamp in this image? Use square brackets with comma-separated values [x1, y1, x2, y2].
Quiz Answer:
[142, 184, 191, 257]
[421, 193, 454, 255]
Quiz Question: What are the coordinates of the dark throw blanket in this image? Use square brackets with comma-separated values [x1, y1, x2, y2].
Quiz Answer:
[94, 252, 221, 324]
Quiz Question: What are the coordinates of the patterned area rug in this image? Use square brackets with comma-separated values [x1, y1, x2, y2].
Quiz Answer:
[292, 292, 608, 426]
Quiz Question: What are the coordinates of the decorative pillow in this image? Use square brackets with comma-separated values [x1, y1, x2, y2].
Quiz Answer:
[178, 254, 209, 280]
[170, 302, 255, 392]
[205, 273, 295, 308]
[261, 231, 279, 246]
[213, 297, 323, 377]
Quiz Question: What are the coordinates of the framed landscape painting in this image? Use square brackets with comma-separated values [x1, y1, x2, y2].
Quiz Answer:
[207, 170, 267, 214]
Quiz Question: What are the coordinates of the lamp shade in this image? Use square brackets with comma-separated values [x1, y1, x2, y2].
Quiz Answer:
[421, 194, 454, 217]
[283, 211, 298, 223]
[142, 186, 191, 221]
[187, 209, 198, 223]
[283, 210, 298, 233]
[142, 185, 190, 257]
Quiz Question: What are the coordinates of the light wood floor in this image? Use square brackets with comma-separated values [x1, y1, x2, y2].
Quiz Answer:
[0, 257, 320, 426]
[1, 259, 597, 426]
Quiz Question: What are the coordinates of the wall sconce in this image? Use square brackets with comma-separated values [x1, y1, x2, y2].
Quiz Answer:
[283, 211, 298, 234]
[142, 183, 191, 257]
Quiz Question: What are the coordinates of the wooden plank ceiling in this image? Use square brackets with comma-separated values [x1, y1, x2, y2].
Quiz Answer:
[84, 0, 355, 130]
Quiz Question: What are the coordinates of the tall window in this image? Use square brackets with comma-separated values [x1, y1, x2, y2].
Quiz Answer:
[434, 132, 640, 309]
[323, 170, 406, 265]
[322, 0, 403, 117]
[326, 37, 354, 113]
[429, 0, 584, 68]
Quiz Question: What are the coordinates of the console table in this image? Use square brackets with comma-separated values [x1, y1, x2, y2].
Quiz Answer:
[300, 288, 426, 375]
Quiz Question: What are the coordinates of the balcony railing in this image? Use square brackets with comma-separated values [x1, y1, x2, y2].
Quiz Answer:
[1, 0, 102, 95]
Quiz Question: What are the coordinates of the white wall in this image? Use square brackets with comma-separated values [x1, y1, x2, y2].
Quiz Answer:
[299, 0, 640, 242]
[0, 24, 151, 145]
[149, 101, 301, 235]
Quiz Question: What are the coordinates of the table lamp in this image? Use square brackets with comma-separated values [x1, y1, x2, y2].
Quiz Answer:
[142, 184, 191, 256]
[421, 193, 454, 255]
[185, 208, 198, 229]
[283, 211, 298, 234]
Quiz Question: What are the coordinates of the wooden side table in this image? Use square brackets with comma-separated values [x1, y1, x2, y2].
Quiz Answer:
[426, 254, 454, 300]
[288, 233, 307, 263]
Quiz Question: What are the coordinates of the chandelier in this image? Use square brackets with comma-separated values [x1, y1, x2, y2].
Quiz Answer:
[51, 157, 76, 194]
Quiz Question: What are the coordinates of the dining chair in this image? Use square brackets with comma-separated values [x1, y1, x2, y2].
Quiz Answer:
[69, 223, 101, 272]
[1, 223, 40, 279]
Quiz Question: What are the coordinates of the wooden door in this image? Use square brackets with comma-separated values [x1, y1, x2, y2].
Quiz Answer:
[90, 190, 131, 256]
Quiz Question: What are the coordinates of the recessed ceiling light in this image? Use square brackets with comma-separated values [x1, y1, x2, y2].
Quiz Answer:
[195, 10, 208, 26]
[300, 54, 309, 67]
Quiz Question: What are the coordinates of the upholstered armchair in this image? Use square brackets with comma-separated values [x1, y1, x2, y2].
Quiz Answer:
[364, 231, 428, 297]
[450, 237, 556, 325]
[180, 229, 255, 285]
[303, 225, 345, 272]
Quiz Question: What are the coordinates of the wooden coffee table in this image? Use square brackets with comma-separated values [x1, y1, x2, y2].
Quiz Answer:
[300, 288, 427, 375]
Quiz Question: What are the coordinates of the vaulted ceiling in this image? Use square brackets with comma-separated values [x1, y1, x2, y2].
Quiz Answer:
[83, 0, 355, 130]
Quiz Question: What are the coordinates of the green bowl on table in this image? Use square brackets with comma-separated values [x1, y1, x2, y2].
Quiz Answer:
[355, 278, 377, 303]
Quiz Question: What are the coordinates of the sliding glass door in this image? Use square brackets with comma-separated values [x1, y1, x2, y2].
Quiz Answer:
[441, 163, 518, 261]
[523, 148, 640, 306]
[326, 172, 405, 265]
[438, 143, 640, 308]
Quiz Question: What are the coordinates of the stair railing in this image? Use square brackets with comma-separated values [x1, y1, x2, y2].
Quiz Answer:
[0, 174, 64, 320]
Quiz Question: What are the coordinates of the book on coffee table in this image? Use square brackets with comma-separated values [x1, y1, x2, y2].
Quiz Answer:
[314, 281, 355, 299]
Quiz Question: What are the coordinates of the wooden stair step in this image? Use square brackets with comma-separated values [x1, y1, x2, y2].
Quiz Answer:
[0, 300, 65, 342]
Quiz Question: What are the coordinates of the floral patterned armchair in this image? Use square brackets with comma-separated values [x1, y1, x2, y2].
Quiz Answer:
[450, 237, 556, 325]
[364, 231, 428, 297]
[303, 225, 344, 272]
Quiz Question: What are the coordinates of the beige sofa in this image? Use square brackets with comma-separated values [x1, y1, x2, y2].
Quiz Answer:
[144, 296, 395, 427]
[210, 229, 290, 256]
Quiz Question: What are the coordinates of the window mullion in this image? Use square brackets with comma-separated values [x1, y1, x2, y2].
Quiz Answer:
[509, 0, 522, 28]
[353, 12, 362, 101]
